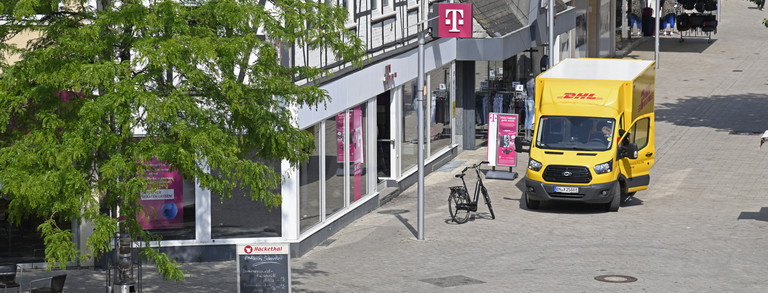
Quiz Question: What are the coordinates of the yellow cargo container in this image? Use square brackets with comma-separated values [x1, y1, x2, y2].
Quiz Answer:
[521, 58, 656, 212]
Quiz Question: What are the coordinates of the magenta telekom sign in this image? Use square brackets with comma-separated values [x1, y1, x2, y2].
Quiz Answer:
[438, 3, 472, 38]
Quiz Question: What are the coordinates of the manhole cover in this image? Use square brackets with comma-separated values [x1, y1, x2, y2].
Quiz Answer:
[421, 275, 485, 288]
[594, 275, 638, 283]
[436, 160, 466, 172]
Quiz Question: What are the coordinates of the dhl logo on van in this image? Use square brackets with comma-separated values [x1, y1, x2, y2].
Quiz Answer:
[638, 84, 654, 111]
[556, 92, 603, 100]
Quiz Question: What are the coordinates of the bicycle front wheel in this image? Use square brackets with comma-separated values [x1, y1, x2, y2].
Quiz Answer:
[482, 186, 495, 220]
[448, 190, 471, 224]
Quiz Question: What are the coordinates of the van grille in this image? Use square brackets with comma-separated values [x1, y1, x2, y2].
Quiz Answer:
[542, 165, 592, 183]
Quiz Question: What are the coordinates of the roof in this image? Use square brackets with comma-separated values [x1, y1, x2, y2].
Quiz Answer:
[538, 58, 656, 81]
[464, 0, 569, 37]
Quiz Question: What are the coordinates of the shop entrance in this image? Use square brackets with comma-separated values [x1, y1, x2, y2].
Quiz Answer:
[376, 92, 392, 181]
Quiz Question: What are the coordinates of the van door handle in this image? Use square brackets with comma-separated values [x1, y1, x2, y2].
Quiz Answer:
[645, 152, 653, 157]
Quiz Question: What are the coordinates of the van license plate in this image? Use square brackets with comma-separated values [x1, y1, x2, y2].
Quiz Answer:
[555, 186, 578, 193]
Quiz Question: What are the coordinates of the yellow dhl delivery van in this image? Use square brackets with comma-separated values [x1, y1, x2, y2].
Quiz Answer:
[521, 58, 655, 212]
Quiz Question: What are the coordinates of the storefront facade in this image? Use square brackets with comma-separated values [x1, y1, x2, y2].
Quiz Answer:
[2, 0, 624, 266]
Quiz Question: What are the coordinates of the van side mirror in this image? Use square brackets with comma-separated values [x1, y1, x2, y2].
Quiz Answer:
[514, 136, 530, 153]
[619, 143, 638, 159]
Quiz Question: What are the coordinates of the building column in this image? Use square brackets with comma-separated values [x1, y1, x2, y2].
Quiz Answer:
[455, 60, 476, 150]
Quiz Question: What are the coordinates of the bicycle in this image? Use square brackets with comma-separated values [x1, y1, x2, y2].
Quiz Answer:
[448, 161, 495, 224]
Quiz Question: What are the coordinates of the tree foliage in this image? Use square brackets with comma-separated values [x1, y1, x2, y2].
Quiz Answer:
[0, 0, 364, 280]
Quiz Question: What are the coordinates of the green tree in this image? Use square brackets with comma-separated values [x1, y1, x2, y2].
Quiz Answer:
[0, 0, 364, 281]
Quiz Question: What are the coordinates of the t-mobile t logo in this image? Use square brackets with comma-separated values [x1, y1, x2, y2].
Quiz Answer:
[445, 9, 465, 32]
[437, 3, 472, 38]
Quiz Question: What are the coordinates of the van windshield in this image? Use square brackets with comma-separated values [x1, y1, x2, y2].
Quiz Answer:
[535, 116, 615, 151]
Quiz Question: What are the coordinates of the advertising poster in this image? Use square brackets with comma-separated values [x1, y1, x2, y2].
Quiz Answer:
[352, 106, 364, 201]
[336, 112, 346, 163]
[497, 114, 517, 166]
[138, 158, 183, 230]
[336, 112, 358, 163]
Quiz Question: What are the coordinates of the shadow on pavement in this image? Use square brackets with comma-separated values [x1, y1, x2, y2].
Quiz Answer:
[292, 262, 330, 293]
[378, 209, 417, 237]
[657, 93, 768, 132]
[628, 36, 716, 54]
[738, 207, 768, 222]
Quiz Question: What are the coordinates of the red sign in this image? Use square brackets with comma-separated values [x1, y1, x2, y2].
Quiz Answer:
[557, 92, 602, 100]
[244, 245, 253, 254]
[639, 84, 654, 111]
[438, 3, 472, 38]
[384, 64, 397, 90]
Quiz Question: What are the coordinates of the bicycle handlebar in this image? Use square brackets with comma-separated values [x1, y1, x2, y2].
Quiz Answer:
[457, 161, 489, 176]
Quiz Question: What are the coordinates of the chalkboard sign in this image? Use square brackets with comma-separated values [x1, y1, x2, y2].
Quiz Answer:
[237, 244, 290, 293]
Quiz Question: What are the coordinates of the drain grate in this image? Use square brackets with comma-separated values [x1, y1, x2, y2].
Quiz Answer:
[594, 275, 638, 283]
[435, 160, 466, 172]
[733, 69, 743, 72]
[318, 238, 336, 247]
[421, 275, 485, 288]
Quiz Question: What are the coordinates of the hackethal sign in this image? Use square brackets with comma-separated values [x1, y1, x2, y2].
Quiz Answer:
[438, 3, 472, 38]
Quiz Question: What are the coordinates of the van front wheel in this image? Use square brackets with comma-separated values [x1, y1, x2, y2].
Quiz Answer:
[524, 192, 540, 210]
[604, 184, 620, 212]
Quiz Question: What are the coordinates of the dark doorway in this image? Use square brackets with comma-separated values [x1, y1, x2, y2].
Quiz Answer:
[376, 92, 392, 180]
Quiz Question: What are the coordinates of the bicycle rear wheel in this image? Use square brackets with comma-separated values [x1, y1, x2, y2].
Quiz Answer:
[448, 190, 471, 224]
[481, 186, 495, 220]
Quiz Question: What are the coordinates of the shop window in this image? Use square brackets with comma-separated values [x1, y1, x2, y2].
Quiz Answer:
[143, 173, 196, 241]
[429, 64, 452, 156]
[300, 125, 322, 233]
[0, 197, 69, 262]
[401, 79, 420, 173]
[211, 159, 282, 238]
[325, 117, 344, 217]
[347, 104, 368, 203]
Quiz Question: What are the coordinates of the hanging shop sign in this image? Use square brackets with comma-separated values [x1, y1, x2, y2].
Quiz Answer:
[438, 3, 473, 38]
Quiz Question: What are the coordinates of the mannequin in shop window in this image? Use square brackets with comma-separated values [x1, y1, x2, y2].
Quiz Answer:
[525, 73, 536, 131]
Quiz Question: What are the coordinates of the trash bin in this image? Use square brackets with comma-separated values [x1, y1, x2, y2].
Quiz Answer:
[641, 7, 655, 36]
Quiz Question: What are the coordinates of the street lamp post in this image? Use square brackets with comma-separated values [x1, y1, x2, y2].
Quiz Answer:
[416, 0, 427, 241]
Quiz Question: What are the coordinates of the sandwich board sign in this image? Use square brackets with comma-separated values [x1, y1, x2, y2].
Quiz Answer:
[237, 244, 290, 293]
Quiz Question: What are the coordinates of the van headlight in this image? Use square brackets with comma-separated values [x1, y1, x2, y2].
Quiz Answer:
[528, 158, 542, 171]
[594, 160, 612, 174]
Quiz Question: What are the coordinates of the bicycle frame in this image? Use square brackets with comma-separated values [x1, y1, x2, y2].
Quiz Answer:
[453, 163, 486, 211]
[448, 161, 495, 223]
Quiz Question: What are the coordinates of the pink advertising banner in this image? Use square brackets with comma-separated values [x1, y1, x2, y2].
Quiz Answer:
[496, 114, 517, 166]
[352, 106, 364, 201]
[138, 158, 184, 230]
[336, 112, 359, 163]
[336, 112, 346, 163]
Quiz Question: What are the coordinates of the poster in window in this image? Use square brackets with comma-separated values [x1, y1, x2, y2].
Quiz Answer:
[352, 106, 364, 200]
[336, 112, 358, 163]
[138, 158, 183, 230]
